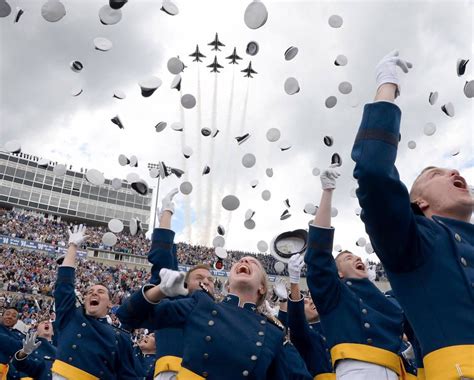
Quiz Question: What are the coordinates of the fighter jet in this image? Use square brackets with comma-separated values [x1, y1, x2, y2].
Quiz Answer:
[189, 45, 206, 62]
[208, 33, 225, 51]
[241, 61, 257, 78]
[207, 56, 224, 73]
[226, 47, 242, 64]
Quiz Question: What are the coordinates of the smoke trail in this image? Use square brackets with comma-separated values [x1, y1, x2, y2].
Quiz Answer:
[214, 68, 235, 238]
[226, 79, 251, 235]
[205, 73, 219, 245]
[195, 65, 203, 244]
[178, 87, 191, 242]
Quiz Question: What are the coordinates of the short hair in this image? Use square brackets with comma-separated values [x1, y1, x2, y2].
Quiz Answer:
[184, 264, 212, 285]
[409, 166, 437, 201]
[85, 283, 111, 299]
[335, 250, 353, 262]
[4, 307, 20, 315]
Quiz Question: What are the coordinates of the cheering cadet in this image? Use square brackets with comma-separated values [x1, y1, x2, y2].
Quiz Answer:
[304, 167, 406, 379]
[12, 319, 56, 380]
[134, 333, 156, 380]
[118, 256, 312, 379]
[51, 225, 137, 379]
[0, 307, 23, 380]
[351, 50, 474, 379]
[286, 254, 334, 379]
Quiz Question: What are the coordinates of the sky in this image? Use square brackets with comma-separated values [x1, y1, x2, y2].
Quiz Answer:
[1, 0, 473, 262]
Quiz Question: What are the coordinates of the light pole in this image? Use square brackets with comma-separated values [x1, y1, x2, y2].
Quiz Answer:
[147, 163, 162, 230]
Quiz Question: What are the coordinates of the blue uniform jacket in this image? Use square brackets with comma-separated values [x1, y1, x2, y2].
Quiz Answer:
[133, 347, 156, 380]
[304, 225, 405, 374]
[0, 326, 24, 380]
[52, 266, 137, 379]
[147, 228, 184, 375]
[287, 297, 333, 377]
[118, 289, 311, 379]
[12, 337, 56, 380]
[351, 101, 474, 378]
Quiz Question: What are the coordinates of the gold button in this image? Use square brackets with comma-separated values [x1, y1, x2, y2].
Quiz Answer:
[243, 370, 249, 376]
[76, 334, 81, 338]
[208, 320, 215, 326]
[455, 233, 461, 242]
[81, 323, 86, 327]
[258, 331, 264, 336]
[68, 357, 73, 362]
[364, 322, 371, 328]
[205, 335, 212, 342]
[367, 338, 373, 344]
[211, 310, 217, 316]
[362, 308, 368, 314]
[260, 320, 266, 325]
[256, 342, 262, 347]
[203, 353, 209, 359]
[71, 345, 77, 349]
[251, 355, 257, 361]
[461, 257, 467, 266]
[202, 372, 208, 377]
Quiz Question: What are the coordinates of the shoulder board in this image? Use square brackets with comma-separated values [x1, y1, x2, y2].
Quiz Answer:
[263, 313, 285, 331]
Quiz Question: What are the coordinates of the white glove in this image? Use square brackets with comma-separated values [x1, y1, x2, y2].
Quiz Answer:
[161, 188, 179, 215]
[320, 166, 340, 190]
[22, 332, 41, 355]
[68, 224, 87, 246]
[264, 300, 277, 316]
[158, 268, 189, 297]
[375, 50, 413, 97]
[288, 254, 305, 284]
[273, 279, 288, 301]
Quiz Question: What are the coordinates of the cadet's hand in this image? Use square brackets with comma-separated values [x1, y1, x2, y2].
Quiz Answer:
[375, 50, 412, 96]
[158, 269, 189, 297]
[273, 279, 288, 301]
[21, 332, 41, 356]
[288, 254, 305, 284]
[264, 300, 277, 316]
[68, 224, 88, 246]
[161, 188, 179, 215]
[320, 165, 340, 191]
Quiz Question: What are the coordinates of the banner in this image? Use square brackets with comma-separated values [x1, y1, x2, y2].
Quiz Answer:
[0, 235, 87, 258]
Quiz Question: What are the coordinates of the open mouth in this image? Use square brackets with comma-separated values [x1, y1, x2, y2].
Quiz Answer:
[44, 325, 50, 331]
[236, 265, 251, 275]
[355, 262, 365, 271]
[90, 299, 100, 306]
[453, 177, 467, 190]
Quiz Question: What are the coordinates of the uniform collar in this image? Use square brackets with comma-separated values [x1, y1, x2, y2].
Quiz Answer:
[223, 294, 258, 312]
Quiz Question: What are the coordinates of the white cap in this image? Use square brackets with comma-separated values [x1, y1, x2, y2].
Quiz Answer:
[325, 96, 337, 108]
[129, 155, 138, 167]
[428, 91, 438, 105]
[328, 14, 343, 28]
[257, 240, 268, 252]
[171, 122, 184, 131]
[99, 4, 122, 25]
[261, 190, 271, 201]
[41, 1, 66, 22]
[4, 140, 21, 153]
[250, 179, 259, 188]
[331, 207, 338, 217]
[53, 164, 67, 177]
[304, 203, 317, 215]
[222, 195, 240, 211]
[266, 128, 280, 142]
[284, 46, 298, 61]
[155, 121, 167, 133]
[245, 209, 255, 221]
[180, 181, 193, 195]
[246, 41, 259, 56]
[441, 102, 455, 117]
[244, 219, 256, 229]
[464, 80, 474, 98]
[338, 81, 352, 95]
[85, 169, 105, 186]
[407, 141, 416, 149]
[108, 218, 124, 233]
[215, 246, 228, 259]
[266, 168, 273, 177]
[334, 54, 348, 66]
[181, 94, 196, 109]
[217, 225, 225, 236]
[161, 0, 179, 15]
[167, 57, 185, 74]
[284, 77, 300, 95]
[94, 37, 113, 52]
[242, 153, 256, 168]
[356, 237, 367, 247]
[38, 158, 49, 168]
[244, 0, 268, 29]
[131, 179, 149, 195]
[0, 1, 12, 17]
[102, 232, 118, 247]
[212, 235, 225, 248]
[113, 90, 126, 100]
[423, 122, 436, 136]
[111, 178, 122, 190]
[274, 261, 285, 273]
[312, 167, 320, 176]
[183, 146, 193, 159]
[138, 76, 162, 97]
[118, 154, 129, 166]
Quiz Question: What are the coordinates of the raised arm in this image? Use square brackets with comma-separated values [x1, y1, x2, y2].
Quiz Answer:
[351, 50, 423, 272]
[117, 269, 191, 330]
[304, 167, 342, 314]
[149, 188, 180, 284]
[54, 225, 87, 330]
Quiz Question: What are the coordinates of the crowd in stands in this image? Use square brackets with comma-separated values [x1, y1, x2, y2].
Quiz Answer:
[1, 208, 388, 279]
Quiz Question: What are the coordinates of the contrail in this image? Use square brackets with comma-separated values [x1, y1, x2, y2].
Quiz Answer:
[215, 67, 236, 239]
[195, 65, 203, 244]
[178, 87, 191, 242]
[226, 79, 251, 235]
[206, 73, 219, 245]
